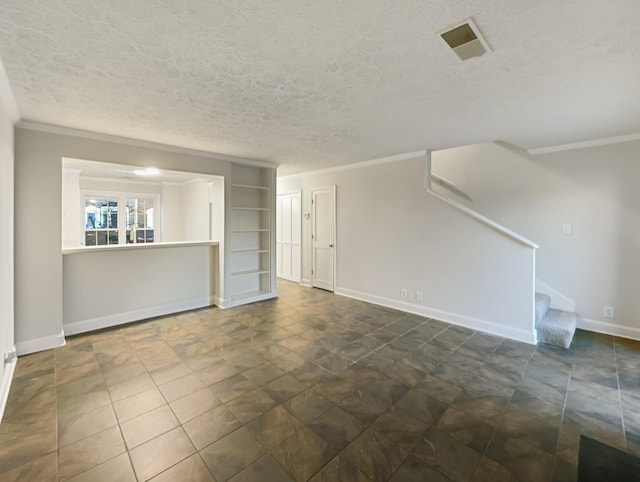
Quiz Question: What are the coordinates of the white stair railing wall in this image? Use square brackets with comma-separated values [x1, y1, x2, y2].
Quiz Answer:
[424, 150, 539, 345]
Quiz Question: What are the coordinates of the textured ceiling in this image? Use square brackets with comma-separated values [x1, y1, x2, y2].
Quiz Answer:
[1, 0, 639, 174]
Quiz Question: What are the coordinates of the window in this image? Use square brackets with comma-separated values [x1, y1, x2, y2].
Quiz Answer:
[82, 193, 159, 246]
[84, 197, 119, 246]
[126, 197, 154, 244]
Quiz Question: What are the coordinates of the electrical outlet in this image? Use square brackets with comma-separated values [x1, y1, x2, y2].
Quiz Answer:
[400, 288, 407, 299]
[416, 291, 423, 303]
[604, 306, 614, 318]
[562, 223, 572, 235]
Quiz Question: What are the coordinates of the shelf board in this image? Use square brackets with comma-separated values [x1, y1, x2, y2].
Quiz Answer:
[231, 229, 269, 233]
[231, 207, 269, 211]
[230, 290, 272, 302]
[231, 269, 270, 277]
[231, 183, 269, 191]
[231, 249, 269, 254]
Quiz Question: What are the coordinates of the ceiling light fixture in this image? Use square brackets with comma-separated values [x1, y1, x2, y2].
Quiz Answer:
[439, 19, 491, 61]
[134, 167, 161, 176]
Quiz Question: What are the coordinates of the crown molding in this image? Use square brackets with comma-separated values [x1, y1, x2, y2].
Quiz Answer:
[528, 133, 640, 155]
[279, 150, 426, 179]
[16, 120, 279, 169]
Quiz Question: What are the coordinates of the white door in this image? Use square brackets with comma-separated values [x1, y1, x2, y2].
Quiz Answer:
[281, 196, 292, 278]
[276, 193, 301, 282]
[290, 193, 301, 282]
[312, 186, 335, 291]
[276, 196, 283, 277]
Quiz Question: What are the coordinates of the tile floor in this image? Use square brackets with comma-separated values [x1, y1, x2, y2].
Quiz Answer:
[1, 279, 640, 481]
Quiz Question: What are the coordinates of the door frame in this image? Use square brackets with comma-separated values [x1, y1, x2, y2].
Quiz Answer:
[310, 185, 336, 292]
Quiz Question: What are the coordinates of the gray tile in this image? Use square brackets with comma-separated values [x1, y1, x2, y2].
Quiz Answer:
[229, 455, 294, 482]
[6, 279, 640, 482]
[371, 407, 430, 454]
[395, 389, 447, 425]
[246, 405, 304, 449]
[309, 453, 372, 482]
[413, 429, 482, 482]
[200, 427, 264, 482]
[209, 374, 258, 402]
[262, 374, 306, 403]
[284, 388, 333, 423]
[314, 351, 354, 373]
[390, 454, 449, 482]
[270, 427, 334, 481]
[183, 404, 242, 449]
[484, 430, 555, 482]
[338, 388, 391, 424]
[308, 405, 366, 454]
[225, 388, 279, 423]
[343, 428, 408, 480]
[289, 361, 332, 387]
[435, 406, 497, 453]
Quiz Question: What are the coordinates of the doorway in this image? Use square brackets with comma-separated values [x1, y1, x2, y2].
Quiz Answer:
[311, 186, 336, 292]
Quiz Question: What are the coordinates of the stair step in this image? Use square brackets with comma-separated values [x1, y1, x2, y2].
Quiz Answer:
[535, 293, 551, 324]
[536, 308, 577, 349]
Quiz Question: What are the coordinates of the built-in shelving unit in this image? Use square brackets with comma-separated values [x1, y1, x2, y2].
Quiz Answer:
[227, 165, 276, 305]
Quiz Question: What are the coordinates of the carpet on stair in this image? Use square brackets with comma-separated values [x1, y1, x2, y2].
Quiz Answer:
[536, 308, 577, 349]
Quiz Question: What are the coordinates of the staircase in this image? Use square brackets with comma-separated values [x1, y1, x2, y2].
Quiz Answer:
[535, 293, 578, 349]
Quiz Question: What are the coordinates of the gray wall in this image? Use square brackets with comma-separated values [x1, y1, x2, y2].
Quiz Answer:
[279, 156, 537, 343]
[432, 140, 640, 336]
[14, 127, 232, 352]
[0, 89, 14, 380]
[63, 244, 217, 334]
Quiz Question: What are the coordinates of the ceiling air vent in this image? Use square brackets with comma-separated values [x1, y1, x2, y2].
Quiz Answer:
[439, 19, 491, 61]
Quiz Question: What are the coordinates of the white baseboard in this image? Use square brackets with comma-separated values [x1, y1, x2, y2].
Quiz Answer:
[535, 279, 575, 312]
[300, 279, 312, 287]
[0, 347, 17, 423]
[16, 331, 66, 356]
[578, 318, 640, 341]
[335, 287, 536, 345]
[64, 297, 215, 336]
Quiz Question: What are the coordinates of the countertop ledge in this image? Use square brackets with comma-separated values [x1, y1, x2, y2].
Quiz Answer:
[62, 240, 219, 255]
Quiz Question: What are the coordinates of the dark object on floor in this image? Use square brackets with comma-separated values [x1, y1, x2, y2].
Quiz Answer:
[578, 435, 640, 481]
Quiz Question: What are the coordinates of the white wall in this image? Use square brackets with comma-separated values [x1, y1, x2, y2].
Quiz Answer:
[161, 183, 183, 242]
[62, 169, 82, 248]
[79, 178, 163, 194]
[182, 179, 211, 241]
[161, 178, 223, 242]
[279, 156, 536, 343]
[0, 78, 16, 410]
[63, 244, 217, 335]
[210, 178, 224, 242]
[14, 127, 232, 353]
[432, 140, 640, 337]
